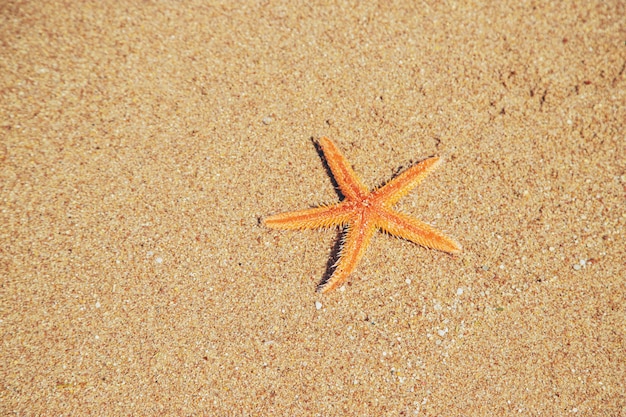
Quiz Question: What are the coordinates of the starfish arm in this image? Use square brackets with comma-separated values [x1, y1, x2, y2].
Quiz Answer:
[376, 208, 461, 253]
[264, 203, 352, 230]
[318, 215, 376, 293]
[373, 156, 441, 206]
[318, 137, 369, 200]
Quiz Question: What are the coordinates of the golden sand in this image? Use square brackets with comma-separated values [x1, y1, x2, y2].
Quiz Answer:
[1, 1, 624, 415]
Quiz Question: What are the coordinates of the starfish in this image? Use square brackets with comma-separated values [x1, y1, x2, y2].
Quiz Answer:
[265, 137, 461, 293]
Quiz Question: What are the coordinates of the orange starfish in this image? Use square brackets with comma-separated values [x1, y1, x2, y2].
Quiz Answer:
[265, 137, 461, 293]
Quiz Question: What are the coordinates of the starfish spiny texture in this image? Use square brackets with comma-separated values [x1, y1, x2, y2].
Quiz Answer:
[265, 137, 461, 293]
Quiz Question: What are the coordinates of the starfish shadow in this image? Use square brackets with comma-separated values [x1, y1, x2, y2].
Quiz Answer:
[316, 226, 347, 291]
[312, 137, 346, 201]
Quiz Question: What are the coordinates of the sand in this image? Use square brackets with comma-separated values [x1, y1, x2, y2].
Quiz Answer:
[1, 1, 625, 415]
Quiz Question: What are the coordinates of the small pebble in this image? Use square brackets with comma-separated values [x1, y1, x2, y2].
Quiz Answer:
[573, 264, 581, 271]
[315, 301, 322, 310]
[262, 116, 273, 125]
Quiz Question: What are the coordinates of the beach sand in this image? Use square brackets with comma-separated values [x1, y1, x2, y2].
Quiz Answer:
[1, 1, 625, 415]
